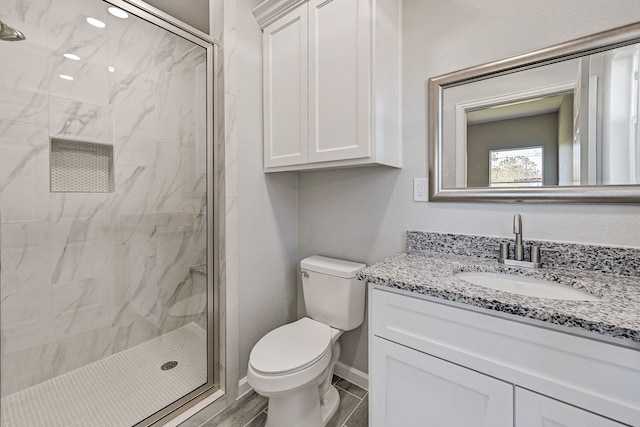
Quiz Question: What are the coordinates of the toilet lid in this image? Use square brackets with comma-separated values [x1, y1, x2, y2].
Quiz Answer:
[250, 318, 332, 375]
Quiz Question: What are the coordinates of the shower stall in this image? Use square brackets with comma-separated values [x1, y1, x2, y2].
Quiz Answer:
[0, 0, 219, 425]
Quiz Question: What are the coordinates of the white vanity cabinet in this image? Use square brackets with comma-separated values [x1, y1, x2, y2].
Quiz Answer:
[370, 288, 640, 427]
[372, 336, 513, 426]
[257, 0, 402, 172]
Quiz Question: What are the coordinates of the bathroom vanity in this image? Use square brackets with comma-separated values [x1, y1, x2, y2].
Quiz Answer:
[362, 232, 640, 427]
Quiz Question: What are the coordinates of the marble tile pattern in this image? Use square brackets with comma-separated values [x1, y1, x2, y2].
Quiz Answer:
[360, 234, 640, 344]
[0, 0, 209, 397]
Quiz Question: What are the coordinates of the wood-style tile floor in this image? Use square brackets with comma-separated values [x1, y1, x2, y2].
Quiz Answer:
[201, 375, 368, 427]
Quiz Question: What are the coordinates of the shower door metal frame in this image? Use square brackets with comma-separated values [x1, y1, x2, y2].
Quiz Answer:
[103, 1, 221, 425]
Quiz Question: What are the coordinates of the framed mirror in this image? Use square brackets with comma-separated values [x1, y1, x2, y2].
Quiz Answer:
[428, 22, 640, 202]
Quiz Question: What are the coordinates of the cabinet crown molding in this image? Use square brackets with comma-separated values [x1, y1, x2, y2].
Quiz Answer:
[252, 0, 308, 29]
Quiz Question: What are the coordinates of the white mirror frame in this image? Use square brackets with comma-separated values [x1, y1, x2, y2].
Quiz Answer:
[428, 22, 640, 203]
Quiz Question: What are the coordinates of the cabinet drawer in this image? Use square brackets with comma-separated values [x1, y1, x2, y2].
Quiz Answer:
[516, 388, 627, 427]
[371, 288, 640, 425]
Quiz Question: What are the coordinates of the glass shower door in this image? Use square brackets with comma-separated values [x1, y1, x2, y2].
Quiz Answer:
[0, 0, 215, 425]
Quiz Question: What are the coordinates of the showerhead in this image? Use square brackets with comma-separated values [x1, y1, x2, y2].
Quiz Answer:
[0, 19, 26, 41]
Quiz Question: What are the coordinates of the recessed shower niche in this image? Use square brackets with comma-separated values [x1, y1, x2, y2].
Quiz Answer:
[49, 138, 114, 193]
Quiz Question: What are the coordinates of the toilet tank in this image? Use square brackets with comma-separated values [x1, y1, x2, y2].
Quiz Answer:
[300, 256, 366, 331]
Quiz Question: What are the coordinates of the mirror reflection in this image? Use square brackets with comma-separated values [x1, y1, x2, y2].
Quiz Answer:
[441, 42, 640, 190]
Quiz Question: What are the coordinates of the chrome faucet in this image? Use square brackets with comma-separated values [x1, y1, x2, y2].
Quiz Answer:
[489, 214, 557, 268]
[513, 213, 524, 261]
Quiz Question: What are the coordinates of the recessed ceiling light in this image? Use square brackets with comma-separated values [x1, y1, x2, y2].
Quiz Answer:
[108, 7, 129, 19]
[108, 66, 115, 73]
[86, 17, 106, 28]
[59, 74, 74, 81]
[64, 53, 81, 61]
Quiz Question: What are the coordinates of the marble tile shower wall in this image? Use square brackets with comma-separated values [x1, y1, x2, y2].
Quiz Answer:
[0, 0, 208, 396]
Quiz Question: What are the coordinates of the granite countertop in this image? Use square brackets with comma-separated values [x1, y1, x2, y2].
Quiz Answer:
[359, 250, 640, 345]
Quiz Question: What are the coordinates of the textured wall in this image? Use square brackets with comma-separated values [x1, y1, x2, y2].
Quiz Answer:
[298, 0, 640, 374]
[231, 0, 300, 380]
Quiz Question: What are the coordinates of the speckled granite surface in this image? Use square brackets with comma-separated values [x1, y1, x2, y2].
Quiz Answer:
[407, 231, 640, 276]
[360, 232, 640, 345]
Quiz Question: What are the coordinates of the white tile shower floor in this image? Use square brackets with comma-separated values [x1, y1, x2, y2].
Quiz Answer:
[1, 323, 207, 427]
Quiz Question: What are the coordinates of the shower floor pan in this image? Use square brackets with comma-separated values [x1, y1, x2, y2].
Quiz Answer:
[1, 322, 206, 427]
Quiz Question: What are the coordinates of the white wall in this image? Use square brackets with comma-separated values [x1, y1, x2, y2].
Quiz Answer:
[298, 0, 640, 374]
[230, 0, 299, 381]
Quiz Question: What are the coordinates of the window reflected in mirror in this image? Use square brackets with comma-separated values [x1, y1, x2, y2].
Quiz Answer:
[488, 146, 544, 188]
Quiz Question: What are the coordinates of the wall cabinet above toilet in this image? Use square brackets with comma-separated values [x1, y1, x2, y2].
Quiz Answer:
[254, 0, 402, 172]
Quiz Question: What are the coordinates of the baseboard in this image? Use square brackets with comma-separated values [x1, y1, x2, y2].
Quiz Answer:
[238, 376, 252, 398]
[334, 361, 369, 391]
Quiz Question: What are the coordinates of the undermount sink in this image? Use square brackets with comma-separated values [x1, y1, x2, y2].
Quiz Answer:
[455, 271, 600, 301]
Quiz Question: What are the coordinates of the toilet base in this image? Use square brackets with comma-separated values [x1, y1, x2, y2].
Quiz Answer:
[264, 383, 340, 427]
[320, 385, 340, 424]
[265, 382, 322, 427]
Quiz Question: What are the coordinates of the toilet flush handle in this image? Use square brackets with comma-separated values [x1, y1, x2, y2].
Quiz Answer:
[301, 270, 309, 278]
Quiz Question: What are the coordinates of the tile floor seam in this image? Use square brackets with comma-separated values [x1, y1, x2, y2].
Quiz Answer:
[344, 393, 368, 427]
[334, 384, 365, 402]
[336, 396, 362, 427]
[242, 410, 264, 427]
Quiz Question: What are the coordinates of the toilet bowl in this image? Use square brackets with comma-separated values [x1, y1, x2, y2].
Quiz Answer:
[247, 256, 366, 427]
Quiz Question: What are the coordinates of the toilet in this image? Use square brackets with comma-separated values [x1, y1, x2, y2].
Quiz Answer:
[247, 255, 366, 427]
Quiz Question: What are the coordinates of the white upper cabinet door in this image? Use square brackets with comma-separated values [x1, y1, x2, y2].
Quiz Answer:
[371, 336, 513, 427]
[263, 6, 309, 168]
[308, 0, 371, 163]
[515, 388, 627, 427]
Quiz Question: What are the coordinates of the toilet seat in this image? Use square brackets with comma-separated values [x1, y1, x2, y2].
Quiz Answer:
[250, 317, 332, 376]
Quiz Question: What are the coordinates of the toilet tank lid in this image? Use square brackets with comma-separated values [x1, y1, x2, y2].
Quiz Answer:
[300, 255, 366, 279]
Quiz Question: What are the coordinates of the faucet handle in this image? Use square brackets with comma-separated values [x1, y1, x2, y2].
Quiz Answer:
[530, 246, 558, 264]
[487, 242, 510, 260]
[513, 213, 522, 235]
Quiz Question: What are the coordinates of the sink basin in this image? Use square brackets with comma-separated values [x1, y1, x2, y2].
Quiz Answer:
[455, 271, 600, 301]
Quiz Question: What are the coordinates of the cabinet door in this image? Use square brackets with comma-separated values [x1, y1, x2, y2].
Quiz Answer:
[263, 6, 309, 168]
[308, 0, 371, 163]
[515, 388, 626, 427]
[371, 336, 513, 427]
